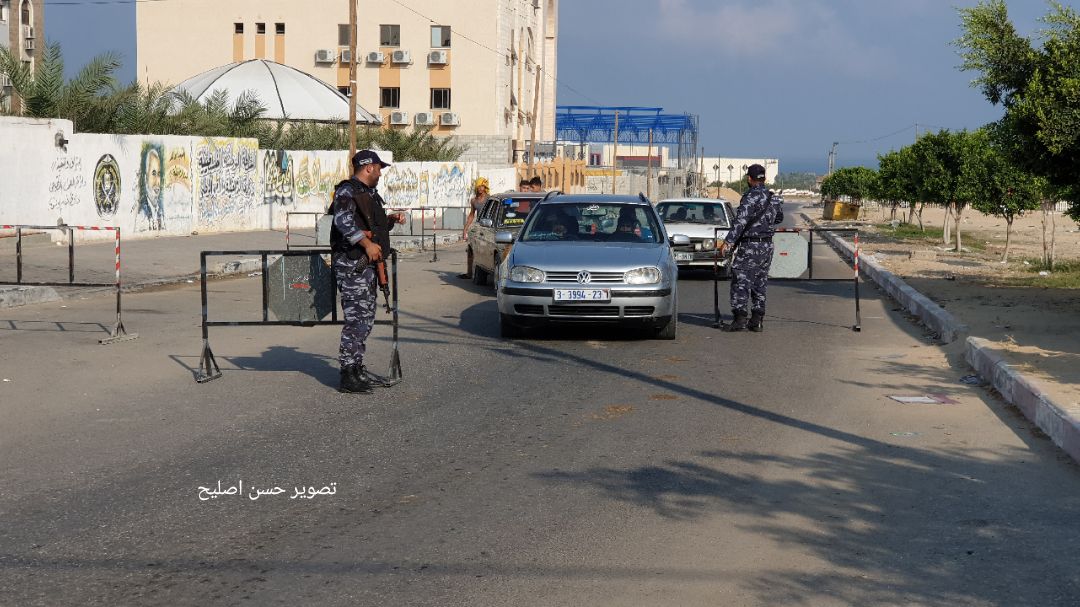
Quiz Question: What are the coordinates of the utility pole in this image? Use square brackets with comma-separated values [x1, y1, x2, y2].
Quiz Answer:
[611, 110, 619, 195]
[699, 147, 705, 197]
[348, 0, 358, 158]
[646, 128, 653, 200]
[827, 141, 838, 176]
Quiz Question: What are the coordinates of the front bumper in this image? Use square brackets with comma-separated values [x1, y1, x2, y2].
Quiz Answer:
[498, 285, 675, 327]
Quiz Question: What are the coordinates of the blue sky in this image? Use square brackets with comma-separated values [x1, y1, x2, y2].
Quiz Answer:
[45, 0, 1077, 173]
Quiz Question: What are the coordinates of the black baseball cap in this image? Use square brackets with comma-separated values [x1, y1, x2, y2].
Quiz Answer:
[746, 164, 767, 180]
[351, 149, 391, 170]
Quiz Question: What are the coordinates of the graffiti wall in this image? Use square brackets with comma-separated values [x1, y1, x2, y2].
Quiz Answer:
[0, 117, 478, 243]
[379, 162, 476, 209]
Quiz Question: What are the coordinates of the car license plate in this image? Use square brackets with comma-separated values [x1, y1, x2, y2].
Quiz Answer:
[674, 252, 694, 261]
[554, 289, 611, 302]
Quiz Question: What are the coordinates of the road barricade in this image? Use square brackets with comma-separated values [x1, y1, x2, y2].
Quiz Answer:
[194, 249, 402, 384]
[0, 224, 137, 344]
[710, 227, 862, 332]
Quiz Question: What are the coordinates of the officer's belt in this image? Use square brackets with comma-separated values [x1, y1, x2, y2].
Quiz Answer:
[740, 236, 774, 242]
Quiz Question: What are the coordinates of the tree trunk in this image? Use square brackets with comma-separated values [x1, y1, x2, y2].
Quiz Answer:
[907, 203, 915, 224]
[1002, 216, 1013, 263]
[954, 205, 964, 252]
[1041, 200, 1057, 270]
[915, 202, 925, 231]
[942, 203, 953, 245]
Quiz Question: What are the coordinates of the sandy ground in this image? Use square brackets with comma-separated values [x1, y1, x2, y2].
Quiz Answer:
[813, 203, 1080, 410]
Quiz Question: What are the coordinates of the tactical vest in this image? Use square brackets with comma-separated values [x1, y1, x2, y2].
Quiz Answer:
[330, 178, 391, 258]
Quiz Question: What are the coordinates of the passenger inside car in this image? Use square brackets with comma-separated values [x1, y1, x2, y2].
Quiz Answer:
[668, 206, 688, 222]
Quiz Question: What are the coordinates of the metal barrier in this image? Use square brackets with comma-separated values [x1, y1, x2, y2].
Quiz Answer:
[194, 249, 401, 384]
[285, 212, 329, 250]
[0, 224, 138, 344]
[710, 227, 861, 332]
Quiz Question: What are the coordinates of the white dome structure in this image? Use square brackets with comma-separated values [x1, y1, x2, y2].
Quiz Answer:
[173, 60, 381, 124]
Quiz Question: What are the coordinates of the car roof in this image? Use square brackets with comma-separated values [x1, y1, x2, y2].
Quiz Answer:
[657, 198, 731, 205]
[493, 190, 546, 199]
[539, 194, 652, 206]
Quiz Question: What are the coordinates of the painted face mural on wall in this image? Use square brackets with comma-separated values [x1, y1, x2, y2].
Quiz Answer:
[93, 154, 121, 219]
[135, 143, 165, 231]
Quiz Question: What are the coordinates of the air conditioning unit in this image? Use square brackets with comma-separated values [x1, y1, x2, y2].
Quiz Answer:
[339, 50, 353, 64]
[366, 51, 385, 64]
[23, 38, 35, 51]
[314, 49, 336, 63]
[428, 50, 449, 65]
[415, 112, 436, 126]
[389, 111, 409, 125]
[391, 50, 412, 64]
[440, 112, 461, 126]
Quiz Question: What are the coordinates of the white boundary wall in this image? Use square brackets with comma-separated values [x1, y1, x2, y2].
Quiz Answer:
[0, 117, 486, 242]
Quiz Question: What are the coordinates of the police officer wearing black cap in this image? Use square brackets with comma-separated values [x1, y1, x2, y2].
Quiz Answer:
[330, 150, 406, 393]
[718, 163, 783, 332]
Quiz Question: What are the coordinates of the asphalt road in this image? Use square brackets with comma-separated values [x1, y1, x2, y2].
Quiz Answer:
[2, 212, 1079, 606]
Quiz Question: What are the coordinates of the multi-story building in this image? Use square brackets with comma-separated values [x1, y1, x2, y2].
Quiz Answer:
[136, 0, 558, 165]
[0, 0, 44, 112]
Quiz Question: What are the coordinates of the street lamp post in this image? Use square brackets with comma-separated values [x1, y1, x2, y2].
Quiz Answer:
[713, 163, 720, 197]
[727, 164, 733, 182]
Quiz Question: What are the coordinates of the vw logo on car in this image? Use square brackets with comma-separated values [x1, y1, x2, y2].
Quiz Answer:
[576, 271, 591, 284]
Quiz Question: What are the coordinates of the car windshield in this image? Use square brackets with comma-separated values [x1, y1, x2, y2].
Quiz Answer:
[657, 203, 730, 227]
[497, 198, 537, 227]
[519, 203, 662, 243]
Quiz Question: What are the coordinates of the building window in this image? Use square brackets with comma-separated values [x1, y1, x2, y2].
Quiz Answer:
[380, 24, 400, 46]
[431, 88, 451, 110]
[256, 22, 266, 35]
[431, 25, 451, 48]
[275, 23, 285, 35]
[234, 22, 244, 34]
[380, 87, 400, 108]
[338, 24, 350, 46]
[338, 86, 351, 97]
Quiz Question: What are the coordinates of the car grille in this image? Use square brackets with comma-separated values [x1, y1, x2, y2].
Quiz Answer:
[514, 304, 545, 315]
[548, 305, 620, 317]
[545, 271, 624, 284]
[623, 306, 655, 316]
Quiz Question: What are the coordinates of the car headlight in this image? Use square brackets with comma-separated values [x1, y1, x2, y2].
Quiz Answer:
[701, 239, 716, 251]
[624, 266, 661, 285]
[509, 265, 545, 283]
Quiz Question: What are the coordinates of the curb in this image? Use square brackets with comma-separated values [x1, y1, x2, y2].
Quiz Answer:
[966, 337, 1080, 463]
[803, 214, 968, 343]
[0, 285, 61, 308]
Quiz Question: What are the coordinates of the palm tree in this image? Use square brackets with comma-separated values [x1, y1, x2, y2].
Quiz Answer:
[0, 42, 121, 130]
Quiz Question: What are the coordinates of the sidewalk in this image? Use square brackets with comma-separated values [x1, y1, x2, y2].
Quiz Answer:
[0, 228, 460, 307]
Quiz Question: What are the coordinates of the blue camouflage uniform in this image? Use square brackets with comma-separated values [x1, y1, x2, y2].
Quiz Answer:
[330, 179, 390, 370]
[723, 185, 783, 315]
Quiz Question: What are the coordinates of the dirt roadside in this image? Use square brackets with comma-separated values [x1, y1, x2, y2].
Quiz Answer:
[807, 202, 1080, 410]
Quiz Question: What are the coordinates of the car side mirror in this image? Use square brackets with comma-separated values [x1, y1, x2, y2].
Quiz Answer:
[495, 230, 515, 244]
[670, 234, 691, 246]
[479, 218, 493, 228]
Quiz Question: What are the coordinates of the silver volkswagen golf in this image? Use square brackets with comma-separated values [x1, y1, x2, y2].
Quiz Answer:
[494, 194, 687, 339]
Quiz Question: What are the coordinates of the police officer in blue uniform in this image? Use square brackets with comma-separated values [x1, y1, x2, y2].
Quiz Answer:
[330, 150, 405, 393]
[718, 164, 783, 332]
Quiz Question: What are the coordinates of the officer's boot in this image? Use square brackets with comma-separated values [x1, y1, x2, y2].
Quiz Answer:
[723, 311, 749, 332]
[339, 365, 373, 394]
[358, 365, 393, 388]
[748, 310, 765, 333]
